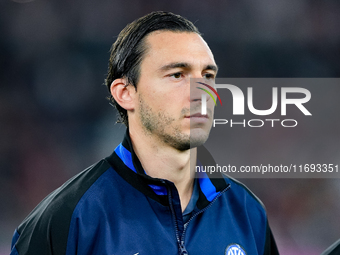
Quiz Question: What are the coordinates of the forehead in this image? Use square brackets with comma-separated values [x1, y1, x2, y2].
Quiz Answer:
[141, 31, 215, 69]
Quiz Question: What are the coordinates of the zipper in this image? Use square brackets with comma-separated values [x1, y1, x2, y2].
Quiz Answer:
[166, 180, 230, 255]
[179, 240, 188, 254]
[181, 185, 231, 246]
[165, 181, 188, 255]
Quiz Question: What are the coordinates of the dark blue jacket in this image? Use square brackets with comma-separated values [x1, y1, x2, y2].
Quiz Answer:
[11, 132, 278, 255]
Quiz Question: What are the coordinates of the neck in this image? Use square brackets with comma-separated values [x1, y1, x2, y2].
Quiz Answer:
[129, 127, 196, 212]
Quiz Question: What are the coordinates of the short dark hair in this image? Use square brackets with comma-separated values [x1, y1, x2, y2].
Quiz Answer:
[105, 11, 200, 126]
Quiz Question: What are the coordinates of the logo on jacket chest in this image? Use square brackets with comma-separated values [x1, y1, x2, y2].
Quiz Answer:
[225, 244, 247, 255]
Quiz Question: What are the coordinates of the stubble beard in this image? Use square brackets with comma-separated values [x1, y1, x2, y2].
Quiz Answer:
[138, 95, 209, 151]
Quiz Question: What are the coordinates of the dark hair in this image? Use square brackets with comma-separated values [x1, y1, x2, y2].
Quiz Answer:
[105, 11, 200, 126]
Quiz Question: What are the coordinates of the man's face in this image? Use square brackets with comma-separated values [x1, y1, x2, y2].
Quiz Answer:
[132, 31, 217, 151]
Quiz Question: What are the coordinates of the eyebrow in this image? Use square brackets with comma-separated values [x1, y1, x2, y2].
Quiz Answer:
[205, 64, 218, 73]
[158, 62, 218, 73]
[159, 62, 190, 71]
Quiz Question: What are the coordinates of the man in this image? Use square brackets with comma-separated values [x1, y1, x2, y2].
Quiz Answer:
[10, 11, 279, 255]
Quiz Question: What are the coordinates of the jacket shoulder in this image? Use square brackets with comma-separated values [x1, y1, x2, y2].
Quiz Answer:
[12, 159, 112, 255]
[223, 175, 279, 255]
[224, 175, 266, 209]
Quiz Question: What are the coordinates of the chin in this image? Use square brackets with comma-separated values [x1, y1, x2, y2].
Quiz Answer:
[189, 128, 210, 148]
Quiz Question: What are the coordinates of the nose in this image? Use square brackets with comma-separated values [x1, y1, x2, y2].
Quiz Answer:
[190, 78, 215, 104]
[190, 78, 203, 103]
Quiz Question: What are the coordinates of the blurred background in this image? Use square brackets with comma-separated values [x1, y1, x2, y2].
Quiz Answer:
[1, 0, 340, 254]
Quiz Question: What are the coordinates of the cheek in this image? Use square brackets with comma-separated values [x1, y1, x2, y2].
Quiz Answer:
[153, 92, 182, 108]
[141, 80, 189, 112]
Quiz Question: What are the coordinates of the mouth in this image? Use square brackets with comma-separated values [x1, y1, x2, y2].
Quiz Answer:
[185, 113, 209, 119]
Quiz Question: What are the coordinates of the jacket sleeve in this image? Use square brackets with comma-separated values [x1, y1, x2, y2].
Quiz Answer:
[9, 189, 71, 255]
[10, 229, 20, 255]
[10, 160, 110, 255]
[263, 222, 280, 255]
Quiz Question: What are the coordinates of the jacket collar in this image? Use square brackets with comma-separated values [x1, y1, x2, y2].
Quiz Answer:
[106, 129, 230, 209]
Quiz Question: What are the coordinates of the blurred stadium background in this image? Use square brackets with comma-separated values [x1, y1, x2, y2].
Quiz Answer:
[1, 0, 340, 254]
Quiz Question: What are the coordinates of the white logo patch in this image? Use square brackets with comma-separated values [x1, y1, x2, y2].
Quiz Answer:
[225, 244, 247, 255]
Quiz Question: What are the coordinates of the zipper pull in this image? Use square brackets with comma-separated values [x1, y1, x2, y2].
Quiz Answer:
[179, 240, 188, 255]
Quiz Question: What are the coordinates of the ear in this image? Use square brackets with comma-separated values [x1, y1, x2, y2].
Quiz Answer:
[110, 78, 136, 111]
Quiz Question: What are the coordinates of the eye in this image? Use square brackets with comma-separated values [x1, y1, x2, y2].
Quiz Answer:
[204, 73, 215, 80]
[170, 72, 183, 79]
